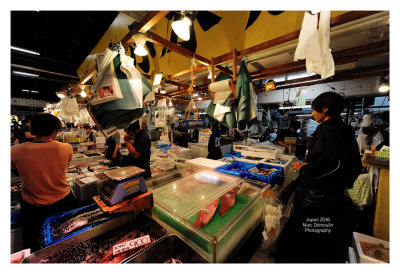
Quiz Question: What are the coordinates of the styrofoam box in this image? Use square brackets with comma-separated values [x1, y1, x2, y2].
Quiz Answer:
[186, 157, 226, 170]
[348, 247, 357, 263]
[352, 232, 389, 263]
[11, 248, 30, 263]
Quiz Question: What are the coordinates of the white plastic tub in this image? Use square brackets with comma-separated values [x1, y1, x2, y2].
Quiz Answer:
[352, 232, 389, 263]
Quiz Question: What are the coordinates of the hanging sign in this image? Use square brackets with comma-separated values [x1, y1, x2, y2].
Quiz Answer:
[296, 89, 307, 107]
[199, 129, 212, 144]
[112, 235, 151, 256]
[169, 144, 181, 155]
[155, 109, 166, 128]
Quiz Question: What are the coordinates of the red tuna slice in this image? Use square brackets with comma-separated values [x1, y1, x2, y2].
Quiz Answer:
[219, 189, 236, 216]
[194, 199, 219, 228]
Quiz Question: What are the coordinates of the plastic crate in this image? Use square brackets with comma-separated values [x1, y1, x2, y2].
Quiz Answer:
[223, 151, 243, 158]
[243, 163, 284, 187]
[215, 161, 256, 177]
[40, 203, 123, 248]
[73, 173, 109, 202]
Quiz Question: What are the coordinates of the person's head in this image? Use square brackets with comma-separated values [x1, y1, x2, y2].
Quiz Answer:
[125, 120, 141, 135]
[211, 121, 220, 132]
[311, 92, 345, 123]
[83, 124, 91, 132]
[31, 113, 62, 138]
[170, 122, 175, 130]
[25, 115, 33, 125]
[289, 120, 301, 132]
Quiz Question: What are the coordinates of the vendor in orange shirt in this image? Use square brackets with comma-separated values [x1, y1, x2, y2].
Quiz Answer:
[11, 113, 79, 252]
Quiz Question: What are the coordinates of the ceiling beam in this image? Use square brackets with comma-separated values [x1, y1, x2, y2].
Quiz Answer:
[165, 11, 383, 86]
[250, 40, 389, 78]
[274, 71, 387, 90]
[121, 11, 169, 45]
[147, 31, 210, 65]
[213, 11, 382, 66]
[273, 63, 388, 88]
[252, 47, 389, 81]
[77, 11, 168, 86]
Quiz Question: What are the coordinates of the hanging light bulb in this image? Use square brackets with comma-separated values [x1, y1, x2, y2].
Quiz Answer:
[169, 99, 173, 106]
[172, 15, 191, 41]
[378, 77, 390, 92]
[132, 32, 148, 56]
[134, 44, 148, 56]
[80, 90, 87, 97]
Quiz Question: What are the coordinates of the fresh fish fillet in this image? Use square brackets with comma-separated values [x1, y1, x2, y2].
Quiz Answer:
[219, 189, 236, 216]
[194, 200, 219, 228]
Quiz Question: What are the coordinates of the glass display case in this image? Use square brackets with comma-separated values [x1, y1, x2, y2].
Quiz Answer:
[151, 170, 265, 262]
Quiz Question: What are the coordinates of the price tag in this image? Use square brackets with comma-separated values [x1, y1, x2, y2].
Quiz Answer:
[169, 144, 181, 154]
[77, 146, 88, 152]
[112, 235, 151, 255]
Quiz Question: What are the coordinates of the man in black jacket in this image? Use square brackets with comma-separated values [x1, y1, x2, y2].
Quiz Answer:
[276, 92, 362, 263]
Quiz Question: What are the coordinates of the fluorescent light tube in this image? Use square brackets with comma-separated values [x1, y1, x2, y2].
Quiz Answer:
[13, 71, 39, 77]
[11, 46, 40, 55]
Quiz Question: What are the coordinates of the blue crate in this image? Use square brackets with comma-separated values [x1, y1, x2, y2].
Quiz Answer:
[223, 151, 243, 158]
[215, 161, 256, 177]
[40, 203, 124, 248]
[243, 163, 284, 187]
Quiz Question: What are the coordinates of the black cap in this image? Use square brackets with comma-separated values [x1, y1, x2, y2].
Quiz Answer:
[126, 120, 140, 131]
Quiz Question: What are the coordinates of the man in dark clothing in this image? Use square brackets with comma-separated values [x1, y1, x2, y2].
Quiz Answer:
[207, 122, 222, 160]
[274, 120, 300, 153]
[123, 120, 152, 179]
[19, 115, 35, 143]
[276, 92, 362, 263]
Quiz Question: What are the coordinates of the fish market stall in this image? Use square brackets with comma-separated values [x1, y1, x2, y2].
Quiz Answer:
[22, 211, 167, 263]
[230, 145, 298, 189]
[151, 169, 265, 262]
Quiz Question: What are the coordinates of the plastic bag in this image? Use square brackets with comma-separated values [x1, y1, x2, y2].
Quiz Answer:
[346, 171, 373, 207]
[260, 195, 283, 250]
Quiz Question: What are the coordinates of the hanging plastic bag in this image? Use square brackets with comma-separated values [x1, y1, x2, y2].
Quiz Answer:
[346, 170, 373, 207]
[260, 195, 283, 250]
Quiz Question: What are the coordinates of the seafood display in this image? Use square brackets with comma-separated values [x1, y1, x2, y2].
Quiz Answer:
[255, 168, 277, 176]
[220, 189, 236, 216]
[194, 200, 219, 228]
[360, 241, 389, 263]
[38, 220, 160, 263]
[51, 208, 109, 239]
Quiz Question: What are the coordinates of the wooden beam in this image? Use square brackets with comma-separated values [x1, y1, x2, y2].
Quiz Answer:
[250, 40, 389, 78]
[252, 47, 389, 81]
[147, 31, 211, 65]
[121, 11, 169, 45]
[272, 63, 389, 88]
[213, 11, 383, 66]
[274, 71, 387, 90]
[77, 11, 168, 85]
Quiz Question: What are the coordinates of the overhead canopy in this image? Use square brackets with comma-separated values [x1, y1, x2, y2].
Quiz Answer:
[77, 11, 349, 79]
